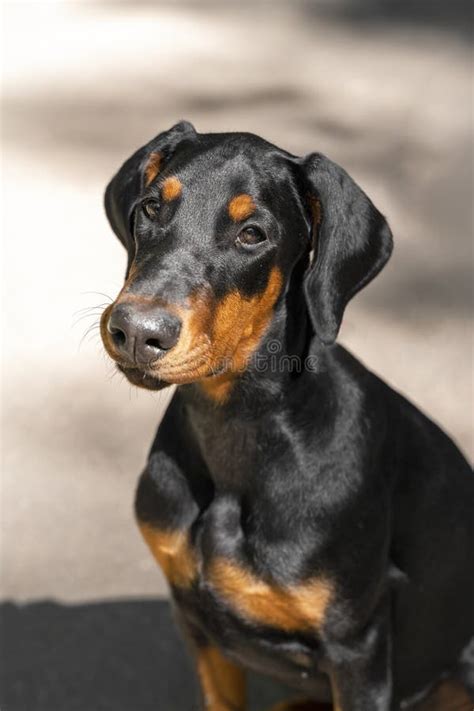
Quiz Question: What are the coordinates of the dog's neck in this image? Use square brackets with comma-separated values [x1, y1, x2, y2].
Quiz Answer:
[177, 288, 338, 493]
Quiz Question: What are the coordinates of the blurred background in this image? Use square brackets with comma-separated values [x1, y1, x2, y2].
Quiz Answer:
[1, 1, 472, 709]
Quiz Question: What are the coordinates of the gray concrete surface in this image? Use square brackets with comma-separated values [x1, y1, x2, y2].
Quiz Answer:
[1, 0, 472, 619]
[0, 599, 297, 711]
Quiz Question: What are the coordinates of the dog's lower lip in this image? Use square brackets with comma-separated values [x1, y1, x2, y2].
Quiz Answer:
[118, 364, 169, 390]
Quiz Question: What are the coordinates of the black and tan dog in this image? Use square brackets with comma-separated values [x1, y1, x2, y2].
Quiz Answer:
[100, 122, 473, 710]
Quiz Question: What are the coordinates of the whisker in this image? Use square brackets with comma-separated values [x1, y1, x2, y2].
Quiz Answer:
[72, 311, 106, 329]
[86, 331, 101, 345]
[80, 291, 114, 302]
[78, 320, 101, 352]
[72, 301, 110, 331]
[106, 364, 120, 383]
[73, 303, 109, 318]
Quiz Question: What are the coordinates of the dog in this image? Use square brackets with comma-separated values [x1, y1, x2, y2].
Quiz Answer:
[100, 121, 473, 710]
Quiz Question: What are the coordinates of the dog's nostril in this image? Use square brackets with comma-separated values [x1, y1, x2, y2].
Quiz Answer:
[110, 327, 127, 348]
[142, 312, 182, 353]
[146, 338, 163, 350]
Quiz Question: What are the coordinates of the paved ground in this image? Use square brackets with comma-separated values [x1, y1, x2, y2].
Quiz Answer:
[1, 1, 472, 708]
[1, 599, 298, 711]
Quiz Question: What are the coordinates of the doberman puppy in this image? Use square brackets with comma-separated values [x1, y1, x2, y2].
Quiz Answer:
[100, 122, 473, 710]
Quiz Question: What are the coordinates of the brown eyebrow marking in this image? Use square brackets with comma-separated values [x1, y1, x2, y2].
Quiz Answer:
[228, 194, 256, 222]
[162, 176, 182, 202]
[144, 152, 162, 186]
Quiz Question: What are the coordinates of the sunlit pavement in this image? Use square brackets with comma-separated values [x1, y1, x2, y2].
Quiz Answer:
[2, 1, 472, 605]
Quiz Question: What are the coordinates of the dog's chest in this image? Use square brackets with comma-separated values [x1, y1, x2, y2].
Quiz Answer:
[189, 414, 260, 488]
[178, 574, 325, 687]
[176, 414, 333, 633]
[140, 401, 334, 680]
[143, 489, 333, 679]
[173, 512, 328, 684]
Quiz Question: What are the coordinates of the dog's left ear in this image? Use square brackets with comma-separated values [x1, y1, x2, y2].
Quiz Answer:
[299, 153, 393, 345]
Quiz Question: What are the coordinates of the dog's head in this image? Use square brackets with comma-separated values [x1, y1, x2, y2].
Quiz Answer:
[101, 122, 392, 402]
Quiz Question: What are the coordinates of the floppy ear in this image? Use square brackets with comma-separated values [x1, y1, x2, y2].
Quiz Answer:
[104, 120, 196, 250]
[300, 153, 393, 345]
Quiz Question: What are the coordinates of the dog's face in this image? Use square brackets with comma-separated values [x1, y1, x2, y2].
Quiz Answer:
[101, 122, 392, 402]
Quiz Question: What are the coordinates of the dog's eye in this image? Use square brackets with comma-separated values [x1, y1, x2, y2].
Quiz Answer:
[236, 226, 267, 248]
[142, 199, 160, 220]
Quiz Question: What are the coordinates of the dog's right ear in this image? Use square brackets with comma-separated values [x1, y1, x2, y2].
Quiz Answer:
[299, 153, 393, 345]
[104, 121, 196, 250]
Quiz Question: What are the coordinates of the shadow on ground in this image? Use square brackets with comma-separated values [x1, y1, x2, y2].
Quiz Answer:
[0, 599, 297, 711]
[306, 0, 473, 39]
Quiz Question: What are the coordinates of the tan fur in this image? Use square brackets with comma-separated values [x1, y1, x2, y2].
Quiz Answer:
[101, 262, 282, 402]
[137, 522, 197, 588]
[144, 152, 162, 186]
[198, 266, 283, 402]
[228, 194, 256, 222]
[197, 646, 246, 711]
[162, 176, 182, 202]
[208, 558, 333, 632]
[414, 679, 473, 710]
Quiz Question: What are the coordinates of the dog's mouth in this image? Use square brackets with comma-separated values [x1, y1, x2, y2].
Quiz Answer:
[100, 264, 283, 397]
[102, 312, 264, 394]
[115, 345, 222, 391]
[117, 361, 226, 391]
[100, 302, 219, 389]
[117, 365, 169, 391]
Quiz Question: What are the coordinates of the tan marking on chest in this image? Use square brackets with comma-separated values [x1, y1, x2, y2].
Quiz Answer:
[162, 176, 182, 202]
[228, 194, 256, 222]
[197, 646, 246, 711]
[208, 559, 333, 632]
[138, 522, 197, 588]
[144, 151, 162, 186]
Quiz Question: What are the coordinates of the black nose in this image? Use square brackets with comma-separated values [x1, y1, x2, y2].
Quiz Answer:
[107, 302, 181, 365]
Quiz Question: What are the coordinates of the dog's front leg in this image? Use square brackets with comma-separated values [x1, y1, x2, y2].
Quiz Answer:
[194, 644, 246, 711]
[135, 453, 247, 710]
[326, 596, 393, 711]
[135, 450, 201, 588]
[176, 615, 247, 711]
